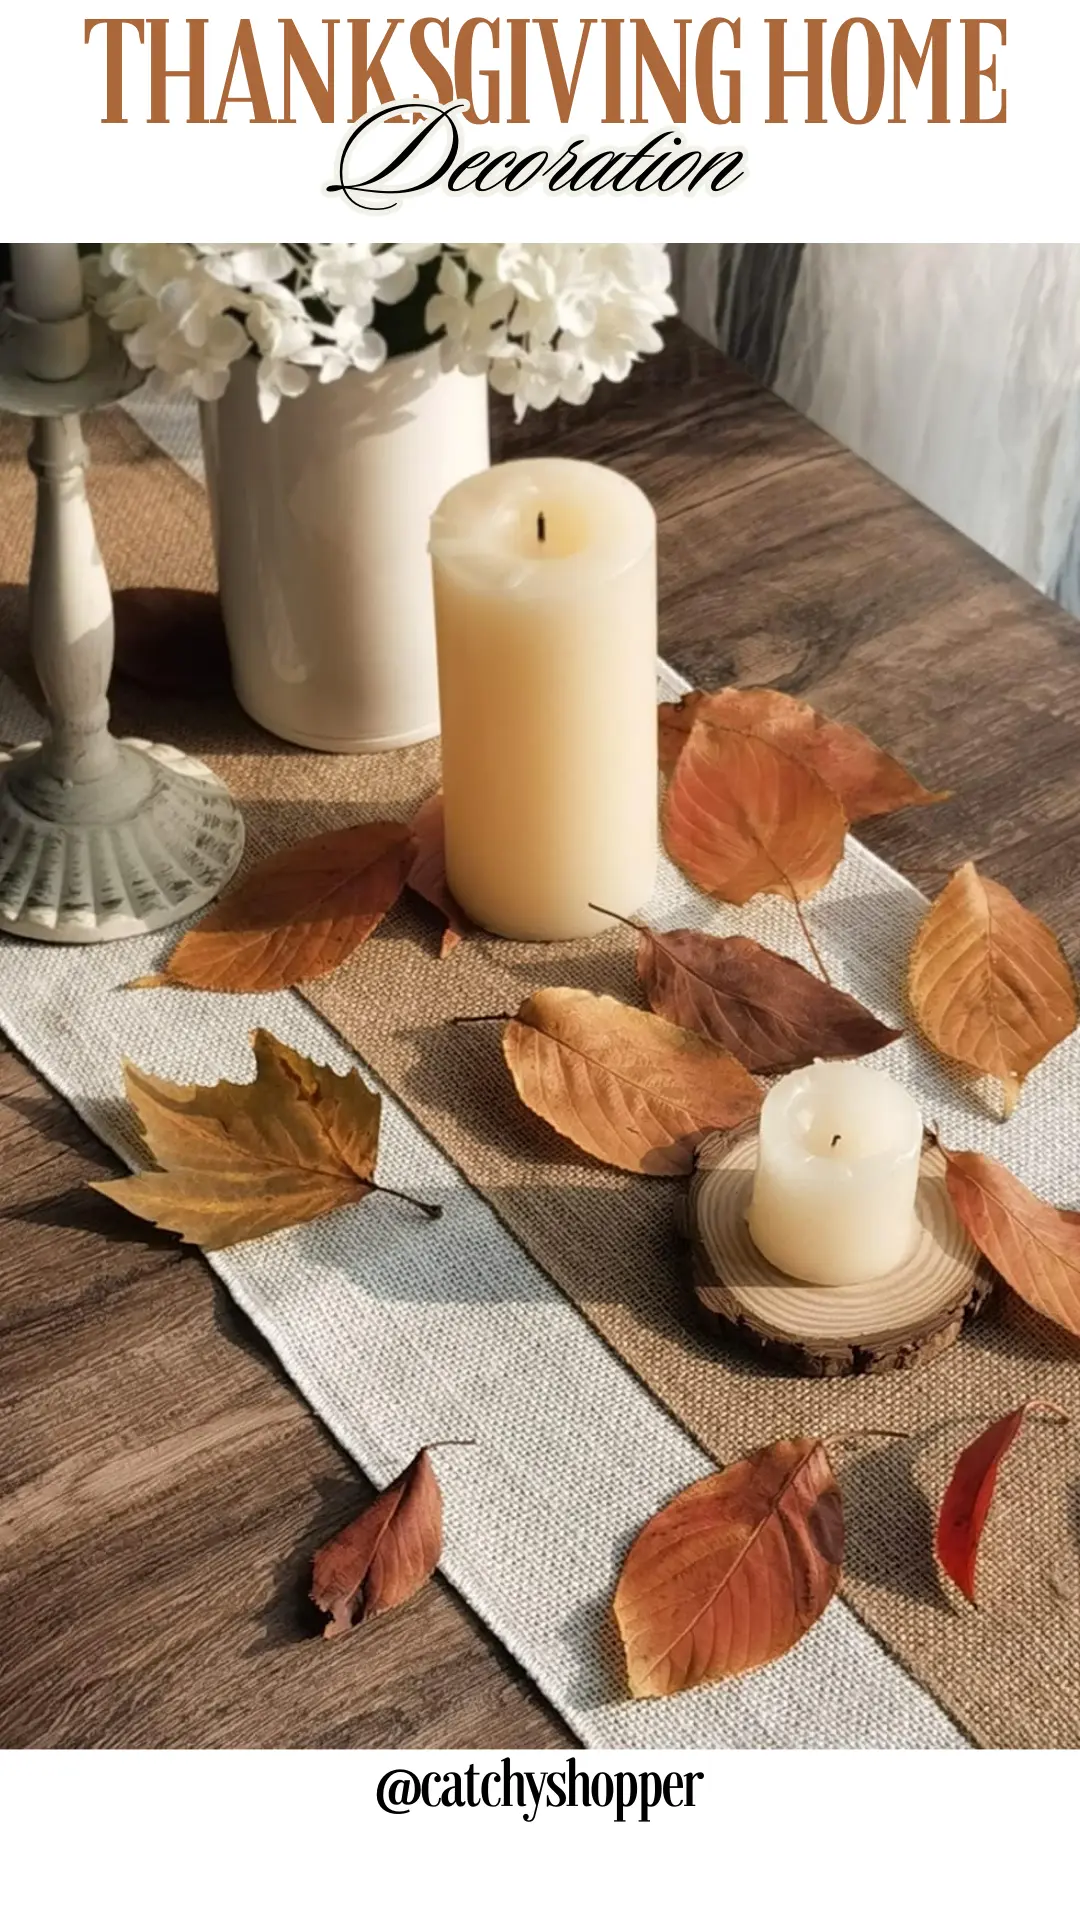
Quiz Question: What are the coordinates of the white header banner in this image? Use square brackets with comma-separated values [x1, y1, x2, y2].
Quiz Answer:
[0, 3, 1073, 238]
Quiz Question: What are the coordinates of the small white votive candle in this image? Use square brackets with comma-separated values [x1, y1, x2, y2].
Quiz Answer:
[746, 1062, 923, 1288]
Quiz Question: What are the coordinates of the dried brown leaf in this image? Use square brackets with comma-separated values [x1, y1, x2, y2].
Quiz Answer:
[407, 793, 473, 958]
[943, 1147, 1080, 1340]
[614, 1438, 843, 1699]
[909, 863, 1077, 1116]
[138, 820, 414, 994]
[662, 721, 847, 906]
[311, 1450, 442, 1638]
[502, 987, 762, 1176]
[92, 1028, 437, 1249]
[635, 924, 900, 1072]
[659, 686, 948, 821]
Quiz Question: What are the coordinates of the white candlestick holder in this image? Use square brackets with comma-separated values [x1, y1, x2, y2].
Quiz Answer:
[0, 302, 244, 943]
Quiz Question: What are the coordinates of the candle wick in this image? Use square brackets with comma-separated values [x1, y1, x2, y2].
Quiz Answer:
[831, 1134, 842, 1149]
[537, 511, 546, 545]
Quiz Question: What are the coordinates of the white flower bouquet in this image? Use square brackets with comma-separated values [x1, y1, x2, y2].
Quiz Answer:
[89, 242, 676, 423]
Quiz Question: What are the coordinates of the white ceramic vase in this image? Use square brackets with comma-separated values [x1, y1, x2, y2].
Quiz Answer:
[200, 346, 491, 752]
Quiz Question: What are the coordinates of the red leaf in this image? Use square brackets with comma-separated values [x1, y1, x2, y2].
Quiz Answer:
[310, 1450, 442, 1638]
[935, 1407, 1028, 1605]
[935, 1402, 1069, 1605]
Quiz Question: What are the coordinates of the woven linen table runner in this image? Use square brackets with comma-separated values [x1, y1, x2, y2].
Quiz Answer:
[2, 402, 1076, 1748]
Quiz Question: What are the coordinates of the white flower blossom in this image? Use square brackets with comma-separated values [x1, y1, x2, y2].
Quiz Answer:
[198, 244, 296, 287]
[308, 243, 419, 319]
[241, 282, 319, 420]
[88, 242, 675, 420]
[316, 307, 389, 385]
[256, 354, 311, 421]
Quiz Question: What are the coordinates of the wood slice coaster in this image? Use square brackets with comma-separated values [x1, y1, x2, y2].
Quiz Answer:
[682, 1124, 994, 1378]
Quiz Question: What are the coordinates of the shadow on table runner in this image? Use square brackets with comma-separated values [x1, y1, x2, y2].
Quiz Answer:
[1, 407, 1077, 1751]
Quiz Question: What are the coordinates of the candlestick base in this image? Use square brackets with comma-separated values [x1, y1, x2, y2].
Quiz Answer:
[0, 738, 244, 943]
[0, 302, 247, 945]
[680, 1124, 993, 1378]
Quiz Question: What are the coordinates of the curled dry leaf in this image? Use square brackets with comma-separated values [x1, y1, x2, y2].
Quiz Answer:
[662, 721, 847, 906]
[130, 820, 414, 994]
[909, 863, 1077, 1117]
[943, 1147, 1080, 1339]
[93, 1028, 438, 1249]
[614, 1437, 843, 1699]
[407, 793, 473, 958]
[635, 923, 900, 1072]
[659, 685, 948, 821]
[311, 1449, 443, 1638]
[935, 1401, 1067, 1606]
[502, 987, 762, 1176]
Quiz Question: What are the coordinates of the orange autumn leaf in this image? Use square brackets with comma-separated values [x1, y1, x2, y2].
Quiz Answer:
[909, 863, 1077, 1117]
[614, 1438, 843, 1699]
[93, 1028, 438, 1250]
[407, 793, 473, 959]
[131, 820, 414, 993]
[662, 721, 847, 907]
[634, 924, 900, 1073]
[311, 1450, 443, 1638]
[659, 686, 948, 822]
[935, 1401, 1067, 1606]
[943, 1147, 1080, 1339]
[502, 987, 762, 1176]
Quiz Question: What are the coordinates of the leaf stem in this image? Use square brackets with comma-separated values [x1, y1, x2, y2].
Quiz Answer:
[451, 1011, 514, 1024]
[1025, 1399, 1071, 1425]
[821, 1426, 911, 1452]
[375, 1183, 443, 1221]
[789, 891, 833, 986]
[587, 903, 642, 935]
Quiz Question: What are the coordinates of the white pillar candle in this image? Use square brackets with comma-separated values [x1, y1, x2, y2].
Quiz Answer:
[430, 457, 658, 942]
[746, 1063, 923, 1288]
[9, 245, 91, 381]
[10, 245, 85, 323]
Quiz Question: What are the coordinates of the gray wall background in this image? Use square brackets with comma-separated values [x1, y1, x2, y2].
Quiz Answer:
[671, 242, 1080, 617]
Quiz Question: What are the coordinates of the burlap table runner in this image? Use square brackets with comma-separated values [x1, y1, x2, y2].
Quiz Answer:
[2, 409, 1077, 1749]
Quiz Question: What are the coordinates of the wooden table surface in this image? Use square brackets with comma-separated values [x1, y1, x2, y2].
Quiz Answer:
[3, 322, 1080, 1748]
